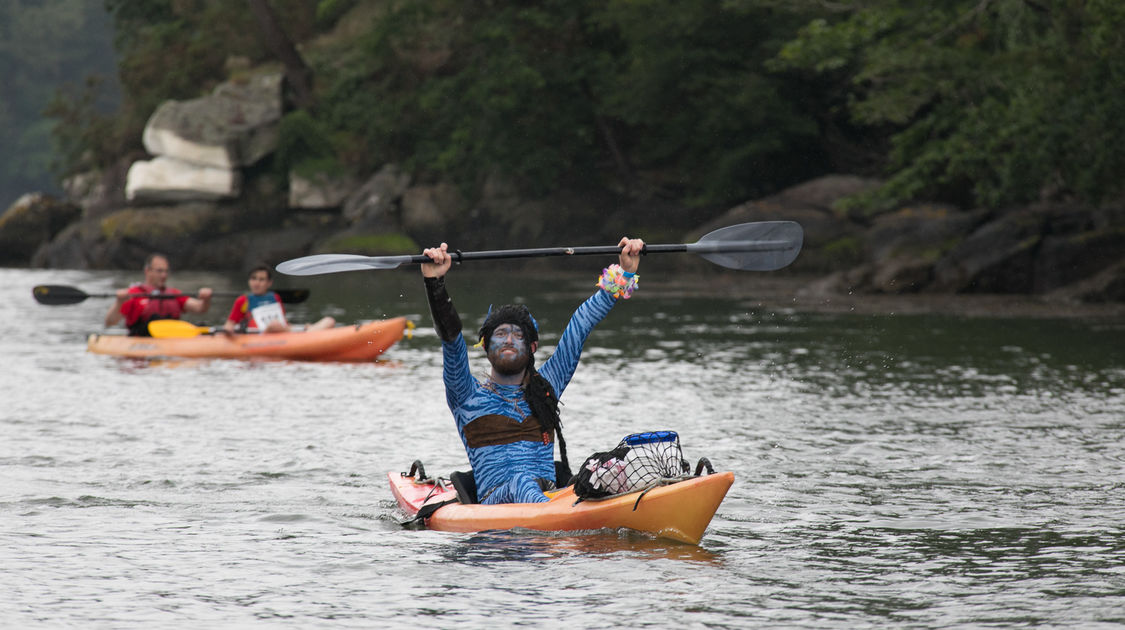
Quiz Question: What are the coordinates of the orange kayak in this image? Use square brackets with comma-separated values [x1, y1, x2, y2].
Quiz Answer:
[388, 467, 734, 545]
[87, 317, 407, 361]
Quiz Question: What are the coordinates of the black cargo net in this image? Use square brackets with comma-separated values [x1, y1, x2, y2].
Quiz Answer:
[574, 430, 691, 500]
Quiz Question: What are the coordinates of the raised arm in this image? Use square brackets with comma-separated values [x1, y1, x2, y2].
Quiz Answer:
[539, 236, 645, 393]
[421, 243, 460, 342]
[422, 243, 475, 406]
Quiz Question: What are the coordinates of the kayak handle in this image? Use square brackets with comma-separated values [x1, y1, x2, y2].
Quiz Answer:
[405, 460, 429, 482]
[694, 458, 715, 476]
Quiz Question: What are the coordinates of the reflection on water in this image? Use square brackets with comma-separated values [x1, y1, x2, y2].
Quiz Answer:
[1, 267, 1123, 628]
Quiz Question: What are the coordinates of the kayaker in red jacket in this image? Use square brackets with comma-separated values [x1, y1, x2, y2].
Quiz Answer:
[222, 264, 335, 334]
[421, 236, 644, 504]
[104, 253, 213, 336]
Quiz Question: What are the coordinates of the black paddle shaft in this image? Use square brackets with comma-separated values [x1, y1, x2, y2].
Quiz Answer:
[402, 244, 680, 264]
[402, 240, 792, 264]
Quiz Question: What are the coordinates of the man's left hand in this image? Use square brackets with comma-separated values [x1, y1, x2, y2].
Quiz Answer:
[618, 237, 645, 273]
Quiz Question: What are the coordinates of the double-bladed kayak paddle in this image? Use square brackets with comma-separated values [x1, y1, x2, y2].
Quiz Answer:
[275, 220, 803, 276]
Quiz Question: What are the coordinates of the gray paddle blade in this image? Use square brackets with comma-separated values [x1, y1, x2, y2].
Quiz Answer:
[689, 220, 803, 271]
[275, 254, 412, 275]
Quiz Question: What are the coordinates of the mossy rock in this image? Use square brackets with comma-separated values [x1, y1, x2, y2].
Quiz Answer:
[98, 204, 226, 241]
[316, 231, 419, 255]
[0, 194, 82, 265]
[821, 235, 865, 267]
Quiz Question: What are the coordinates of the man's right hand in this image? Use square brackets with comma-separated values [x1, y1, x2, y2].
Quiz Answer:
[105, 288, 130, 327]
[421, 243, 454, 278]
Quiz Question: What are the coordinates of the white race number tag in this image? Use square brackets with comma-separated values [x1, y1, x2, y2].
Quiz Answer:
[250, 302, 286, 331]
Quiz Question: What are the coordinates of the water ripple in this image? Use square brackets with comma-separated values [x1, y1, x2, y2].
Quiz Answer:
[1, 269, 1123, 628]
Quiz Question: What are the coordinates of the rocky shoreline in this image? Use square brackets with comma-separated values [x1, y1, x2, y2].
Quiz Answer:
[641, 273, 1125, 320]
[2, 71, 1123, 312]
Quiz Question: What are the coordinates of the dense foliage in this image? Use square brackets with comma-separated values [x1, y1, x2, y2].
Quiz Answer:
[773, 0, 1125, 211]
[27, 0, 1125, 214]
[322, 0, 827, 205]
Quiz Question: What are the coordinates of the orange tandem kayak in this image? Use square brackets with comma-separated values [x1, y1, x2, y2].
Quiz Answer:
[87, 317, 407, 361]
[388, 467, 734, 545]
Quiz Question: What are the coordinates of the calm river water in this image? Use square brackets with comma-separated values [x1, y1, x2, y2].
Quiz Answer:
[2, 265, 1123, 628]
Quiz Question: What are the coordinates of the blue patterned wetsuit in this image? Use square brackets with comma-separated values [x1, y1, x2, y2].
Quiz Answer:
[441, 289, 618, 504]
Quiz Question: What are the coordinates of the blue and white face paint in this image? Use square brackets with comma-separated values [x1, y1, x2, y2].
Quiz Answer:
[487, 324, 530, 376]
[490, 324, 525, 344]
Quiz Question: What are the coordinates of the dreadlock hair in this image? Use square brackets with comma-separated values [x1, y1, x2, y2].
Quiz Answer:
[479, 305, 569, 472]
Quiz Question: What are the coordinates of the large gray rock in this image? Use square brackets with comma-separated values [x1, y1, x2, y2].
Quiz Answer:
[32, 218, 104, 269]
[860, 205, 990, 293]
[401, 182, 467, 245]
[288, 171, 358, 209]
[930, 204, 1125, 295]
[690, 175, 872, 272]
[1035, 229, 1125, 293]
[0, 193, 82, 266]
[126, 156, 241, 202]
[1033, 204, 1125, 292]
[33, 202, 229, 269]
[869, 255, 934, 293]
[60, 154, 136, 218]
[190, 227, 329, 270]
[1046, 258, 1125, 303]
[62, 170, 109, 211]
[864, 204, 987, 261]
[929, 210, 1046, 293]
[342, 164, 412, 227]
[767, 174, 883, 211]
[142, 72, 283, 169]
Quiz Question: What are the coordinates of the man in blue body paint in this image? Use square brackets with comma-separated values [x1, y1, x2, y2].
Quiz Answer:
[421, 236, 645, 504]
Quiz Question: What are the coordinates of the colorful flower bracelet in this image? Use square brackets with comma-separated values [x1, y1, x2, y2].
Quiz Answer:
[597, 264, 639, 299]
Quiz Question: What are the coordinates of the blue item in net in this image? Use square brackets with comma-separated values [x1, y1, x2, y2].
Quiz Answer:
[622, 430, 679, 446]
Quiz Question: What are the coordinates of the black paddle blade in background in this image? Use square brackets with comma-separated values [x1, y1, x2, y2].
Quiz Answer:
[31, 285, 90, 305]
[275, 288, 310, 304]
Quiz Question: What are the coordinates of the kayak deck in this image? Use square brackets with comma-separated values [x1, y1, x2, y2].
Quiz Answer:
[388, 468, 734, 545]
[87, 317, 407, 361]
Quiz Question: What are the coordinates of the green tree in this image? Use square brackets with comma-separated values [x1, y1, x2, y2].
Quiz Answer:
[316, 0, 827, 208]
[592, 0, 825, 205]
[325, 0, 609, 194]
[772, 0, 1125, 211]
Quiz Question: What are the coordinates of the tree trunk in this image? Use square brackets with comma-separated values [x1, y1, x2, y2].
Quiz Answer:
[247, 0, 315, 109]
